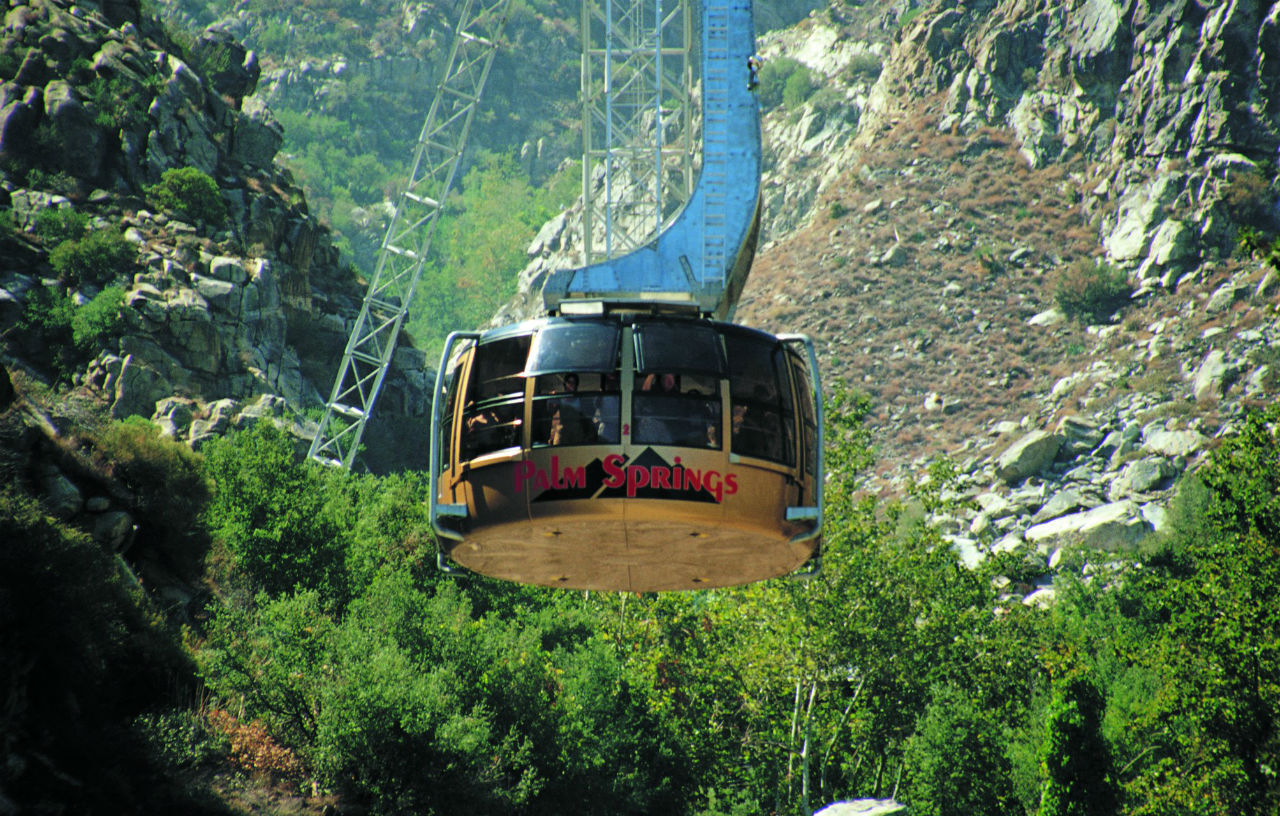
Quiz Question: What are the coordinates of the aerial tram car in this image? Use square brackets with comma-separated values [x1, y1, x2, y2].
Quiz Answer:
[427, 0, 824, 592]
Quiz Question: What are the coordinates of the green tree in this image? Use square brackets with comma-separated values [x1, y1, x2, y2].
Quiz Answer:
[1120, 407, 1280, 813]
[1037, 673, 1117, 816]
[147, 166, 229, 226]
[201, 423, 348, 602]
[906, 684, 1017, 816]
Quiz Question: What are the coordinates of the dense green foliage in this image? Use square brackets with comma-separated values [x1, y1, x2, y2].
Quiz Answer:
[48, 228, 138, 287]
[33, 207, 89, 245]
[96, 416, 211, 570]
[6, 392, 1280, 813]
[1036, 675, 1116, 816]
[17, 284, 126, 380]
[170, 395, 1280, 815]
[147, 167, 229, 226]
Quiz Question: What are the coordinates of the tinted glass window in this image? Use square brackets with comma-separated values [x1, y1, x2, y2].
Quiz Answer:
[469, 335, 530, 403]
[439, 350, 466, 474]
[461, 398, 523, 458]
[525, 323, 620, 375]
[789, 348, 818, 475]
[634, 323, 724, 375]
[532, 394, 622, 446]
[530, 368, 621, 448]
[633, 373, 721, 449]
[726, 333, 778, 403]
[726, 332, 794, 464]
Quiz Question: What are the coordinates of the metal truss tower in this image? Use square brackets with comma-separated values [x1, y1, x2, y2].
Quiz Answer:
[308, 0, 512, 469]
[580, 0, 698, 264]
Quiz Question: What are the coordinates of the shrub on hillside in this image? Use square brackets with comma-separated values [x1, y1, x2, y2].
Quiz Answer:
[147, 167, 228, 226]
[72, 285, 125, 350]
[845, 51, 883, 81]
[1221, 168, 1274, 229]
[1050, 259, 1131, 323]
[18, 285, 125, 381]
[757, 57, 813, 110]
[95, 417, 210, 574]
[33, 207, 89, 245]
[782, 63, 818, 110]
[48, 229, 137, 287]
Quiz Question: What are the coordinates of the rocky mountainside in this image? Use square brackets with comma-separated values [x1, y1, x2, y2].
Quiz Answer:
[739, 0, 1280, 582]
[0, 0, 429, 473]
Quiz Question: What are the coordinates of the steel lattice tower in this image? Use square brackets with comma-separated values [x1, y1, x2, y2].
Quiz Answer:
[308, 0, 512, 469]
[580, 0, 697, 264]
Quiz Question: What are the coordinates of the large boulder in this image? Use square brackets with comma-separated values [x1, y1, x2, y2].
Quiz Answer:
[191, 27, 260, 103]
[1025, 500, 1152, 552]
[232, 97, 283, 169]
[1192, 349, 1238, 401]
[0, 88, 42, 161]
[995, 430, 1064, 485]
[44, 80, 106, 179]
[110, 354, 172, 420]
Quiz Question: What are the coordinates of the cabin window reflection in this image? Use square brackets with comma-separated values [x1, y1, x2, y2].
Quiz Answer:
[525, 323, 620, 374]
[633, 372, 721, 449]
[462, 335, 530, 458]
[789, 348, 818, 476]
[726, 333, 795, 465]
[461, 399, 523, 458]
[633, 323, 725, 375]
[469, 335, 530, 403]
[440, 353, 465, 474]
[532, 371, 621, 447]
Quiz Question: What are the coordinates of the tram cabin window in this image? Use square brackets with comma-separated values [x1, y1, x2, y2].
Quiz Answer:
[633, 322, 725, 375]
[531, 371, 621, 447]
[788, 347, 818, 475]
[633, 372, 721, 448]
[461, 335, 530, 458]
[524, 322, 621, 375]
[631, 322, 724, 449]
[439, 354, 464, 474]
[525, 323, 623, 447]
[470, 335, 530, 402]
[462, 399, 523, 458]
[726, 332, 795, 465]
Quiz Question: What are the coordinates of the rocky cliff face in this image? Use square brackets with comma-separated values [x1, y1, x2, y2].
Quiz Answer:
[866, 0, 1280, 286]
[0, 0, 429, 471]
[737, 0, 1280, 591]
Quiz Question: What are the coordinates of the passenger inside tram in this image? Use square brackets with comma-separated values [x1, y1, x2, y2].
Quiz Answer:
[532, 371, 622, 447]
[732, 384, 782, 461]
[547, 373, 594, 445]
[634, 372, 719, 448]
